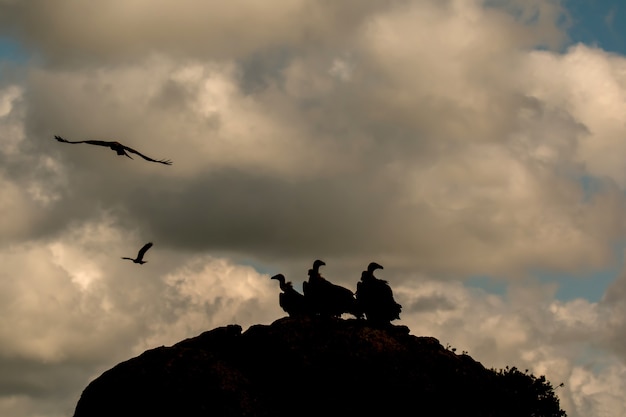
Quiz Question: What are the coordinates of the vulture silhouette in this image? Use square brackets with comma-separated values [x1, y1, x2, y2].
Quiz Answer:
[122, 242, 153, 264]
[271, 274, 311, 317]
[53, 135, 172, 165]
[302, 260, 360, 318]
[355, 262, 402, 325]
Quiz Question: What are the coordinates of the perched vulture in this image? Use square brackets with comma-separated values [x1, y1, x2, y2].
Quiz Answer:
[302, 260, 360, 318]
[356, 262, 402, 325]
[270, 274, 311, 317]
[53, 135, 172, 165]
[121, 242, 153, 264]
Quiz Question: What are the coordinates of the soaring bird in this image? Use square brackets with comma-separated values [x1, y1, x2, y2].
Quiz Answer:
[355, 262, 402, 325]
[53, 135, 172, 165]
[122, 242, 153, 264]
[271, 274, 311, 317]
[302, 260, 360, 318]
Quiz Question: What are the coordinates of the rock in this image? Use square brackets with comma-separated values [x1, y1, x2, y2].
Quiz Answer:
[73, 317, 565, 417]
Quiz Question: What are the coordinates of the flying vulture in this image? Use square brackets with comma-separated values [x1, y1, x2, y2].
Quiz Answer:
[302, 260, 361, 318]
[271, 274, 312, 317]
[355, 262, 402, 325]
[53, 135, 172, 165]
[122, 242, 153, 264]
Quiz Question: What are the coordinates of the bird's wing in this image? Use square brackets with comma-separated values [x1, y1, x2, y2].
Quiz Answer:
[136, 242, 153, 260]
[83, 140, 119, 147]
[54, 136, 114, 147]
[120, 144, 172, 165]
[54, 135, 86, 144]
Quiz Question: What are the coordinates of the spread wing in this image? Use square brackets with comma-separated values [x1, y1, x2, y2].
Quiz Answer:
[121, 144, 172, 165]
[136, 242, 153, 261]
[54, 135, 116, 147]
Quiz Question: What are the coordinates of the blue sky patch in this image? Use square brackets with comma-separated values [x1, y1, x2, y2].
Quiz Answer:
[564, 0, 626, 54]
[0, 37, 28, 63]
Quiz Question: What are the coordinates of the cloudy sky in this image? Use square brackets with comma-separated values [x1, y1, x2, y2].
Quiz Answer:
[1, 0, 626, 416]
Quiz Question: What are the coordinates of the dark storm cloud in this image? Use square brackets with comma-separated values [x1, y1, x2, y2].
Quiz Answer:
[405, 293, 457, 313]
[124, 167, 399, 257]
[0, 357, 90, 399]
[237, 47, 294, 94]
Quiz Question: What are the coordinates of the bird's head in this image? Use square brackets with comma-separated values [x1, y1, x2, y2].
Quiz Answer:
[312, 259, 326, 273]
[271, 274, 286, 284]
[367, 262, 383, 273]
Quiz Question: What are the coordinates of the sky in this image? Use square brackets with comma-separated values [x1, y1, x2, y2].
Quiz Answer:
[0, 0, 626, 416]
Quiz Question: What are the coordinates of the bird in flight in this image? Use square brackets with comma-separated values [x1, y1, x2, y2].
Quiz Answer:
[122, 242, 153, 264]
[53, 135, 172, 165]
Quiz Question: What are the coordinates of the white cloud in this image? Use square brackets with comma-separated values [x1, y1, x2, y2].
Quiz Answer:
[0, 85, 25, 156]
[399, 277, 626, 417]
[0, 217, 282, 416]
[523, 44, 626, 186]
[569, 365, 626, 417]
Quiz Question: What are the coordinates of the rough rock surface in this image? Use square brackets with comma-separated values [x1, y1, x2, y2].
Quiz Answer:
[73, 317, 566, 417]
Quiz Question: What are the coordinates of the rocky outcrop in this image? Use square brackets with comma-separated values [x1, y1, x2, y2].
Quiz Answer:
[73, 317, 566, 417]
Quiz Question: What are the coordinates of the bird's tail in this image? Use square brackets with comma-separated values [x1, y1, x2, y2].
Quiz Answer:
[119, 150, 134, 160]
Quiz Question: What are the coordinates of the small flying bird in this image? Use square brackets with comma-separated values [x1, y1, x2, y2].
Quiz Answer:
[53, 135, 172, 165]
[122, 242, 153, 264]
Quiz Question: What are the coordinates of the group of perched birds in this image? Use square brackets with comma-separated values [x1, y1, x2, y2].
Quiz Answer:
[271, 260, 402, 325]
[53, 135, 172, 264]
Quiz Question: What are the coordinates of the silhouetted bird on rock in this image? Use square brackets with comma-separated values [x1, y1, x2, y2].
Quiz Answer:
[271, 274, 311, 317]
[302, 260, 361, 318]
[356, 262, 402, 325]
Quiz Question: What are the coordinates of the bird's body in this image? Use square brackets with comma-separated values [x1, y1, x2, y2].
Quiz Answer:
[303, 260, 360, 318]
[356, 262, 402, 325]
[271, 274, 311, 317]
[53, 135, 172, 165]
[122, 242, 153, 264]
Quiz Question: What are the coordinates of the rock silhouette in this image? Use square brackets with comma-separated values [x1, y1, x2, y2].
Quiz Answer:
[72, 317, 566, 417]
